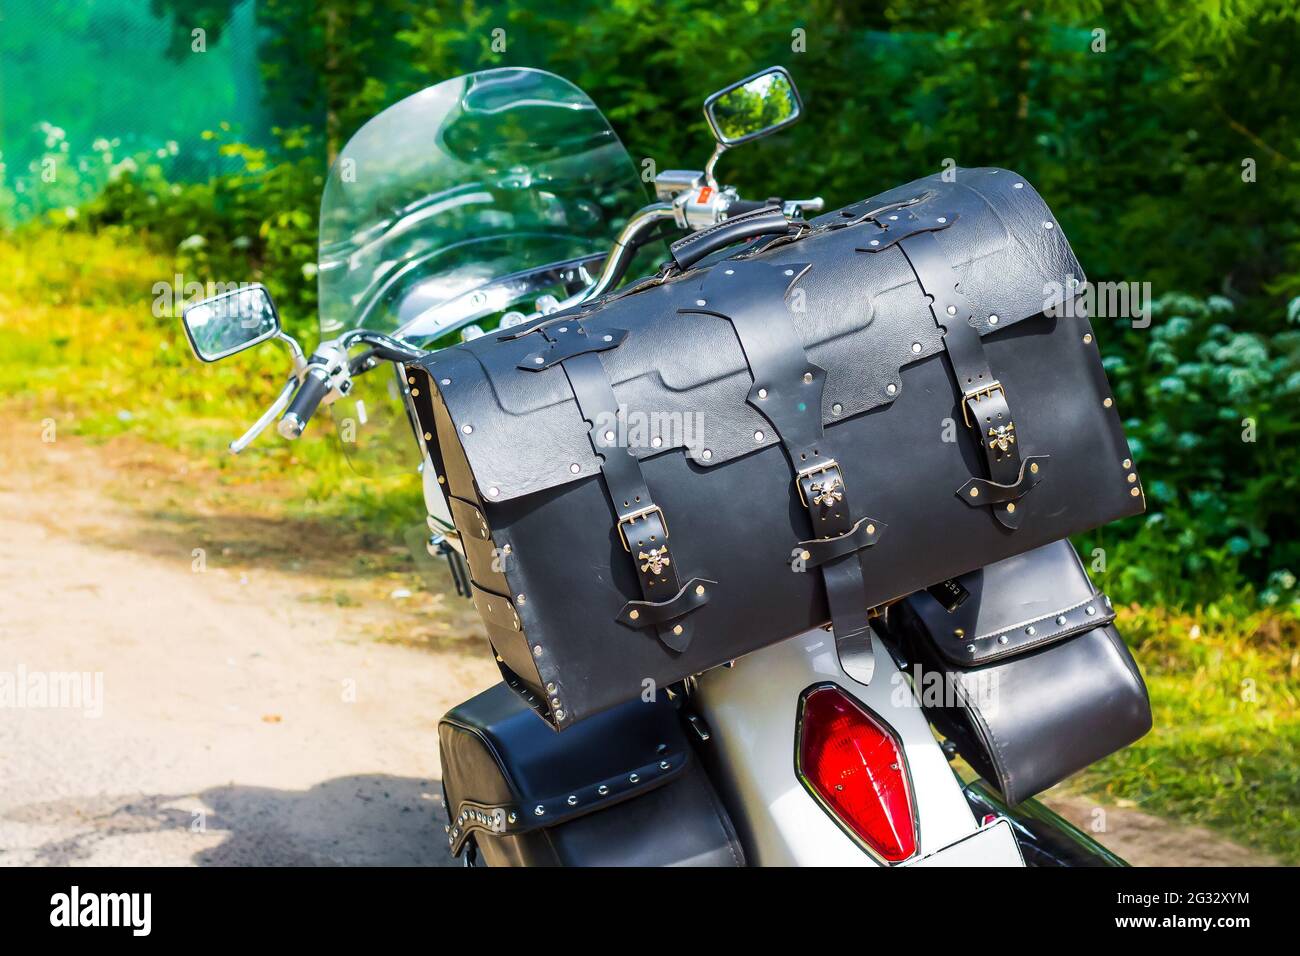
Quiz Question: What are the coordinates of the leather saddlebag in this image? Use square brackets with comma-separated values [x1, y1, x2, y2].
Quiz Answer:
[890, 539, 1153, 805]
[439, 682, 744, 866]
[409, 167, 1144, 729]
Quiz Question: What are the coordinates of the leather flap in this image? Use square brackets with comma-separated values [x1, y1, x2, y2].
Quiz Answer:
[439, 683, 690, 855]
[420, 167, 1086, 502]
[905, 539, 1116, 665]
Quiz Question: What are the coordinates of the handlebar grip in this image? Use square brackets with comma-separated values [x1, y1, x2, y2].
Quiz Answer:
[726, 198, 782, 217]
[278, 366, 331, 440]
[670, 205, 792, 271]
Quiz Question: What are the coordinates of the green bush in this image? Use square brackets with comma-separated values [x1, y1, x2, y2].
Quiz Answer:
[1077, 293, 1300, 607]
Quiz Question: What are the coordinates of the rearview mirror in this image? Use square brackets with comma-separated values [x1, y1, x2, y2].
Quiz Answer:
[703, 66, 802, 146]
[182, 284, 281, 362]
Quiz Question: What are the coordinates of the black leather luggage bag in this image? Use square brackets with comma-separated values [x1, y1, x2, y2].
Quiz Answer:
[439, 683, 744, 866]
[409, 167, 1144, 729]
[890, 539, 1153, 804]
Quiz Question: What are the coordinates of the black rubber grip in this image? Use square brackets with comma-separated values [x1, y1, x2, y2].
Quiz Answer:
[670, 205, 791, 270]
[727, 198, 782, 217]
[284, 366, 331, 431]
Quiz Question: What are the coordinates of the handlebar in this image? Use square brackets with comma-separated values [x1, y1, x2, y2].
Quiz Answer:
[277, 363, 332, 440]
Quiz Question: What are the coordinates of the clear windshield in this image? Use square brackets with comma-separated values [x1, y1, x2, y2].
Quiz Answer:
[318, 67, 646, 348]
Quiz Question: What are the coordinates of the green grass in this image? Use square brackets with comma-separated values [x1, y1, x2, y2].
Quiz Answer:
[0, 226, 422, 538]
[4, 226, 1297, 862]
[1070, 600, 1300, 862]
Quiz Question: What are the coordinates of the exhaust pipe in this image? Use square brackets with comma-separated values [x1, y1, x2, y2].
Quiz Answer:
[962, 780, 1127, 867]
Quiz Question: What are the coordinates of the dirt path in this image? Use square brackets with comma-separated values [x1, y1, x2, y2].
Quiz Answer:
[0, 419, 498, 865]
[0, 419, 1273, 866]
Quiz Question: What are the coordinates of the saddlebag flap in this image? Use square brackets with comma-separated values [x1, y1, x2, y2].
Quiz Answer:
[891, 539, 1152, 805]
[438, 682, 744, 866]
[410, 167, 1144, 729]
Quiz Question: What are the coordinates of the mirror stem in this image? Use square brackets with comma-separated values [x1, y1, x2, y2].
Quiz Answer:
[704, 143, 727, 190]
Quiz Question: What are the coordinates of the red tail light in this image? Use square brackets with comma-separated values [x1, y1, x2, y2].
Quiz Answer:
[796, 684, 918, 863]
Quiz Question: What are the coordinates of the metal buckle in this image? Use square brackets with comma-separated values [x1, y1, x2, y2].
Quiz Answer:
[617, 505, 668, 552]
[796, 460, 843, 508]
[961, 381, 1005, 428]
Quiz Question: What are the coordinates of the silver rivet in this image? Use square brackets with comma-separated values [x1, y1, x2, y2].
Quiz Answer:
[937, 217, 947, 224]
[1104, 397, 1113, 408]
[567, 795, 578, 806]
[1057, 615, 1067, 625]
[696, 299, 707, 306]
[534, 356, 544, 364]
[1086, 605, 1097, 616]
[603, 430, 615, 442]
[603, 334, 613, 342]
[597, 785, 609, 796]
[487, 487, 500, 498]
[701, 449, 712, 460]
[988, 315, 999, 326]
[832, 403, 843, 415]
[803, 372, 814, 383]
[570, 463, 580, 473]
[440, 378, 451, 386]
[555, 710, 566, 721]
[508, 812, 517, 824]
[886, 383, 897, 395]
[651, 436, 663, 448]
[1123, 458, 1132, 469]
[1043, 221, 1054, 230]
[754, 430, 764, 442]
[546, 682, 556, 693]
[1025, 626, 1035, 636]
[889, 215, 898, 221]
[725, 269, 735, 275]
[659, 760, 670, 770]
[629, 773, 640, 783]
[784, 269, 794, 276]
[998, 635, 1009, 644]
[1014, 182, 1024, 189]
[912, 342, 922, 353]
[946, 305, 958, 316]
[869, 239, 880, 246]
[461, 424, 473, 434]
[557, 326, 568, 333]
[967, 644, 977, 653]
[517, 594, 526, 604]
[533, 645, 543, 656]
[534, 805, 545, 817]
[1083, 333, 1093, 344]
[758, 388, 768, 399]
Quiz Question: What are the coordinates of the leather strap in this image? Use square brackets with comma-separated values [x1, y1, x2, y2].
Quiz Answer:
[862, 210, 1041, 529]
[539, 322, 706, 652]
[682, 259, 883, 684]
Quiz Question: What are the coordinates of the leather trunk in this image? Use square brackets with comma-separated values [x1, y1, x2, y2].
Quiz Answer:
[408, 167, 1144, 729]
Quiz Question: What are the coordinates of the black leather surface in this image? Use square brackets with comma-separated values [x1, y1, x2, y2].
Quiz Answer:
[413, 169, 1143, 729]
[905, 539, 1115, 665]
[424, 168, 1086, 501]
[892, 541, 1152, 805]
[439, 683, 744, 866]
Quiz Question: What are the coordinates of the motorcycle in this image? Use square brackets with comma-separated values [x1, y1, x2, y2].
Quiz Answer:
[180, 66, 1133, 867]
